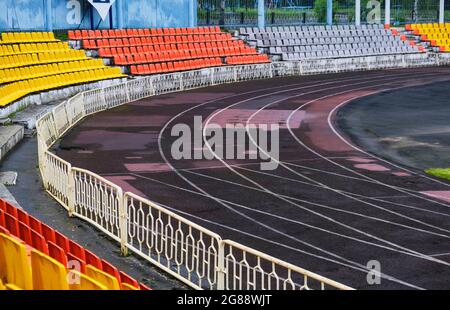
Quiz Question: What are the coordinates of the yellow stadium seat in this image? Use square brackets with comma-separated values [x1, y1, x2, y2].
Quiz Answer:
[24, 32, 32, 42]
[30, 249, 69, 290]
[0, 233, 33, 290]
[5, 283, 23, 290]
[85, 265, 121, 290]
[3, 33, 13, 43]
[68, 270, 107, 290]
[122, 283, 140, 290]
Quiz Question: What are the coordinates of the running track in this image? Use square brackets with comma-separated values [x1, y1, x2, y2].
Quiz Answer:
[56, 68, 450, 289]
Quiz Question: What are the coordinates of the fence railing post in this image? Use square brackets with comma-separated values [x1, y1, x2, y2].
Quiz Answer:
[124, 83, 131, 103]
[180, 73, 184, 91]
[298, 61, 303, 75]
[67, 167, 75, 217]
[149, 77, 155, 96]
[119, 191, 128, 256]
[217, 241, 225, 290]
[210, 68, 215, 86]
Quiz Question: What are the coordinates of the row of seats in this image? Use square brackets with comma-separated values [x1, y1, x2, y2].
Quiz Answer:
[69, 27, 222, 40]
[0, 42, 69, 57]
[130, 54, 270, 75]
[0, 199, 149, 290]
[83, 33, 234, 49]
[99, 40, 247, 57]
[1, 32, 57, 44]
[246, 29, 393, 42]
[0, 50, 87, 70]
[406, 23, 450, 31]
[282, 47, 419, 61]
[226, 55, 270, 65]
[0, 67, 124, 107]
[260, 35, 401, 48]
[0, 59, 106, 84]
[407, 23, 450, 52]
[240, 25, 418, 61]
[239, 23, 387, 35]
[131, 58, 223, 75]
[270, 40, 415, 54]
[114, 46, 258, 66]
[98, 40, 247, 57]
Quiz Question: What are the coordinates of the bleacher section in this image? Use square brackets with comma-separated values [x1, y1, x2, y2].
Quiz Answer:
[0, 199, 150, 290]
[0, 32, 125, 108]
[406, 23, 450, 52]
[68, 27, 270, 75]
[239, 24, 424, 61]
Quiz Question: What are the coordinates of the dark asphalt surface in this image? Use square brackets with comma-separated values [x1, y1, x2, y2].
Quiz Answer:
[337, 80, 450, 171]
[0, 137, 186, 290]
[54, 67, 450, 290]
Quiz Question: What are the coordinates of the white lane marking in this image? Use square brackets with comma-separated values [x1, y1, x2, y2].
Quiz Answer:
[430, 252, 450, 257]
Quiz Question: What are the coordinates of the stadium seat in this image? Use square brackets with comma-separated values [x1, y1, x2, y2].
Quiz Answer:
[0, 233, 33, 290]
[85, 265, 121, 290]
[120, 271, 140, 289]
[122, 283, 140, 290]
[30, 229, 49, 255]
[48, 241, 68, 267]
[68, 270, 107, 290]
[84, 249, 103, 269]
[30, 249, 69, 290]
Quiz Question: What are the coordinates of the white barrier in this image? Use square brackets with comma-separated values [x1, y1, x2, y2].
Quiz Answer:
[37, 55, 445, 290]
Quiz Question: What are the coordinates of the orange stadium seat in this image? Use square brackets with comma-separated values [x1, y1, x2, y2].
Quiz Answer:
[47, 241, 68, 267]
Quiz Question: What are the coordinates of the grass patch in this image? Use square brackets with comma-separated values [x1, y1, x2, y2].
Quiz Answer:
[425, 168, 450, 181]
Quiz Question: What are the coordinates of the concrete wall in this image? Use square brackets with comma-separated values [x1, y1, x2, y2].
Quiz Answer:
[0, 0, 195, 31]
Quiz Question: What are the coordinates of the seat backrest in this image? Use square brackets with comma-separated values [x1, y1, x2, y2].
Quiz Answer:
[30, 249, 69, 290]
[68, 270, 107, 290]
[85, 265, 121, 290]
[0, 233, 33, 289]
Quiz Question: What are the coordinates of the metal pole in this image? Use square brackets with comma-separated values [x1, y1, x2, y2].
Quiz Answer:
[46, 0, 53, 31]
[355, 0, 361, 26]
[258, 0, 265, 29]
[189, 0, 195, 27]
[385, 0, 391, 26]
[439, 0, 445, 23]
[116, 0, 124, 29]
[327, 0, 333, 25]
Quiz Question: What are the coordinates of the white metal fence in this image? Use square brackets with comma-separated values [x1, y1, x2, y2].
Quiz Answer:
[37, 56, 446, 290]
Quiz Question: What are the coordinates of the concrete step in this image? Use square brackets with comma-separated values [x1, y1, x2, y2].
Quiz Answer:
[0, 125, 24, 161]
